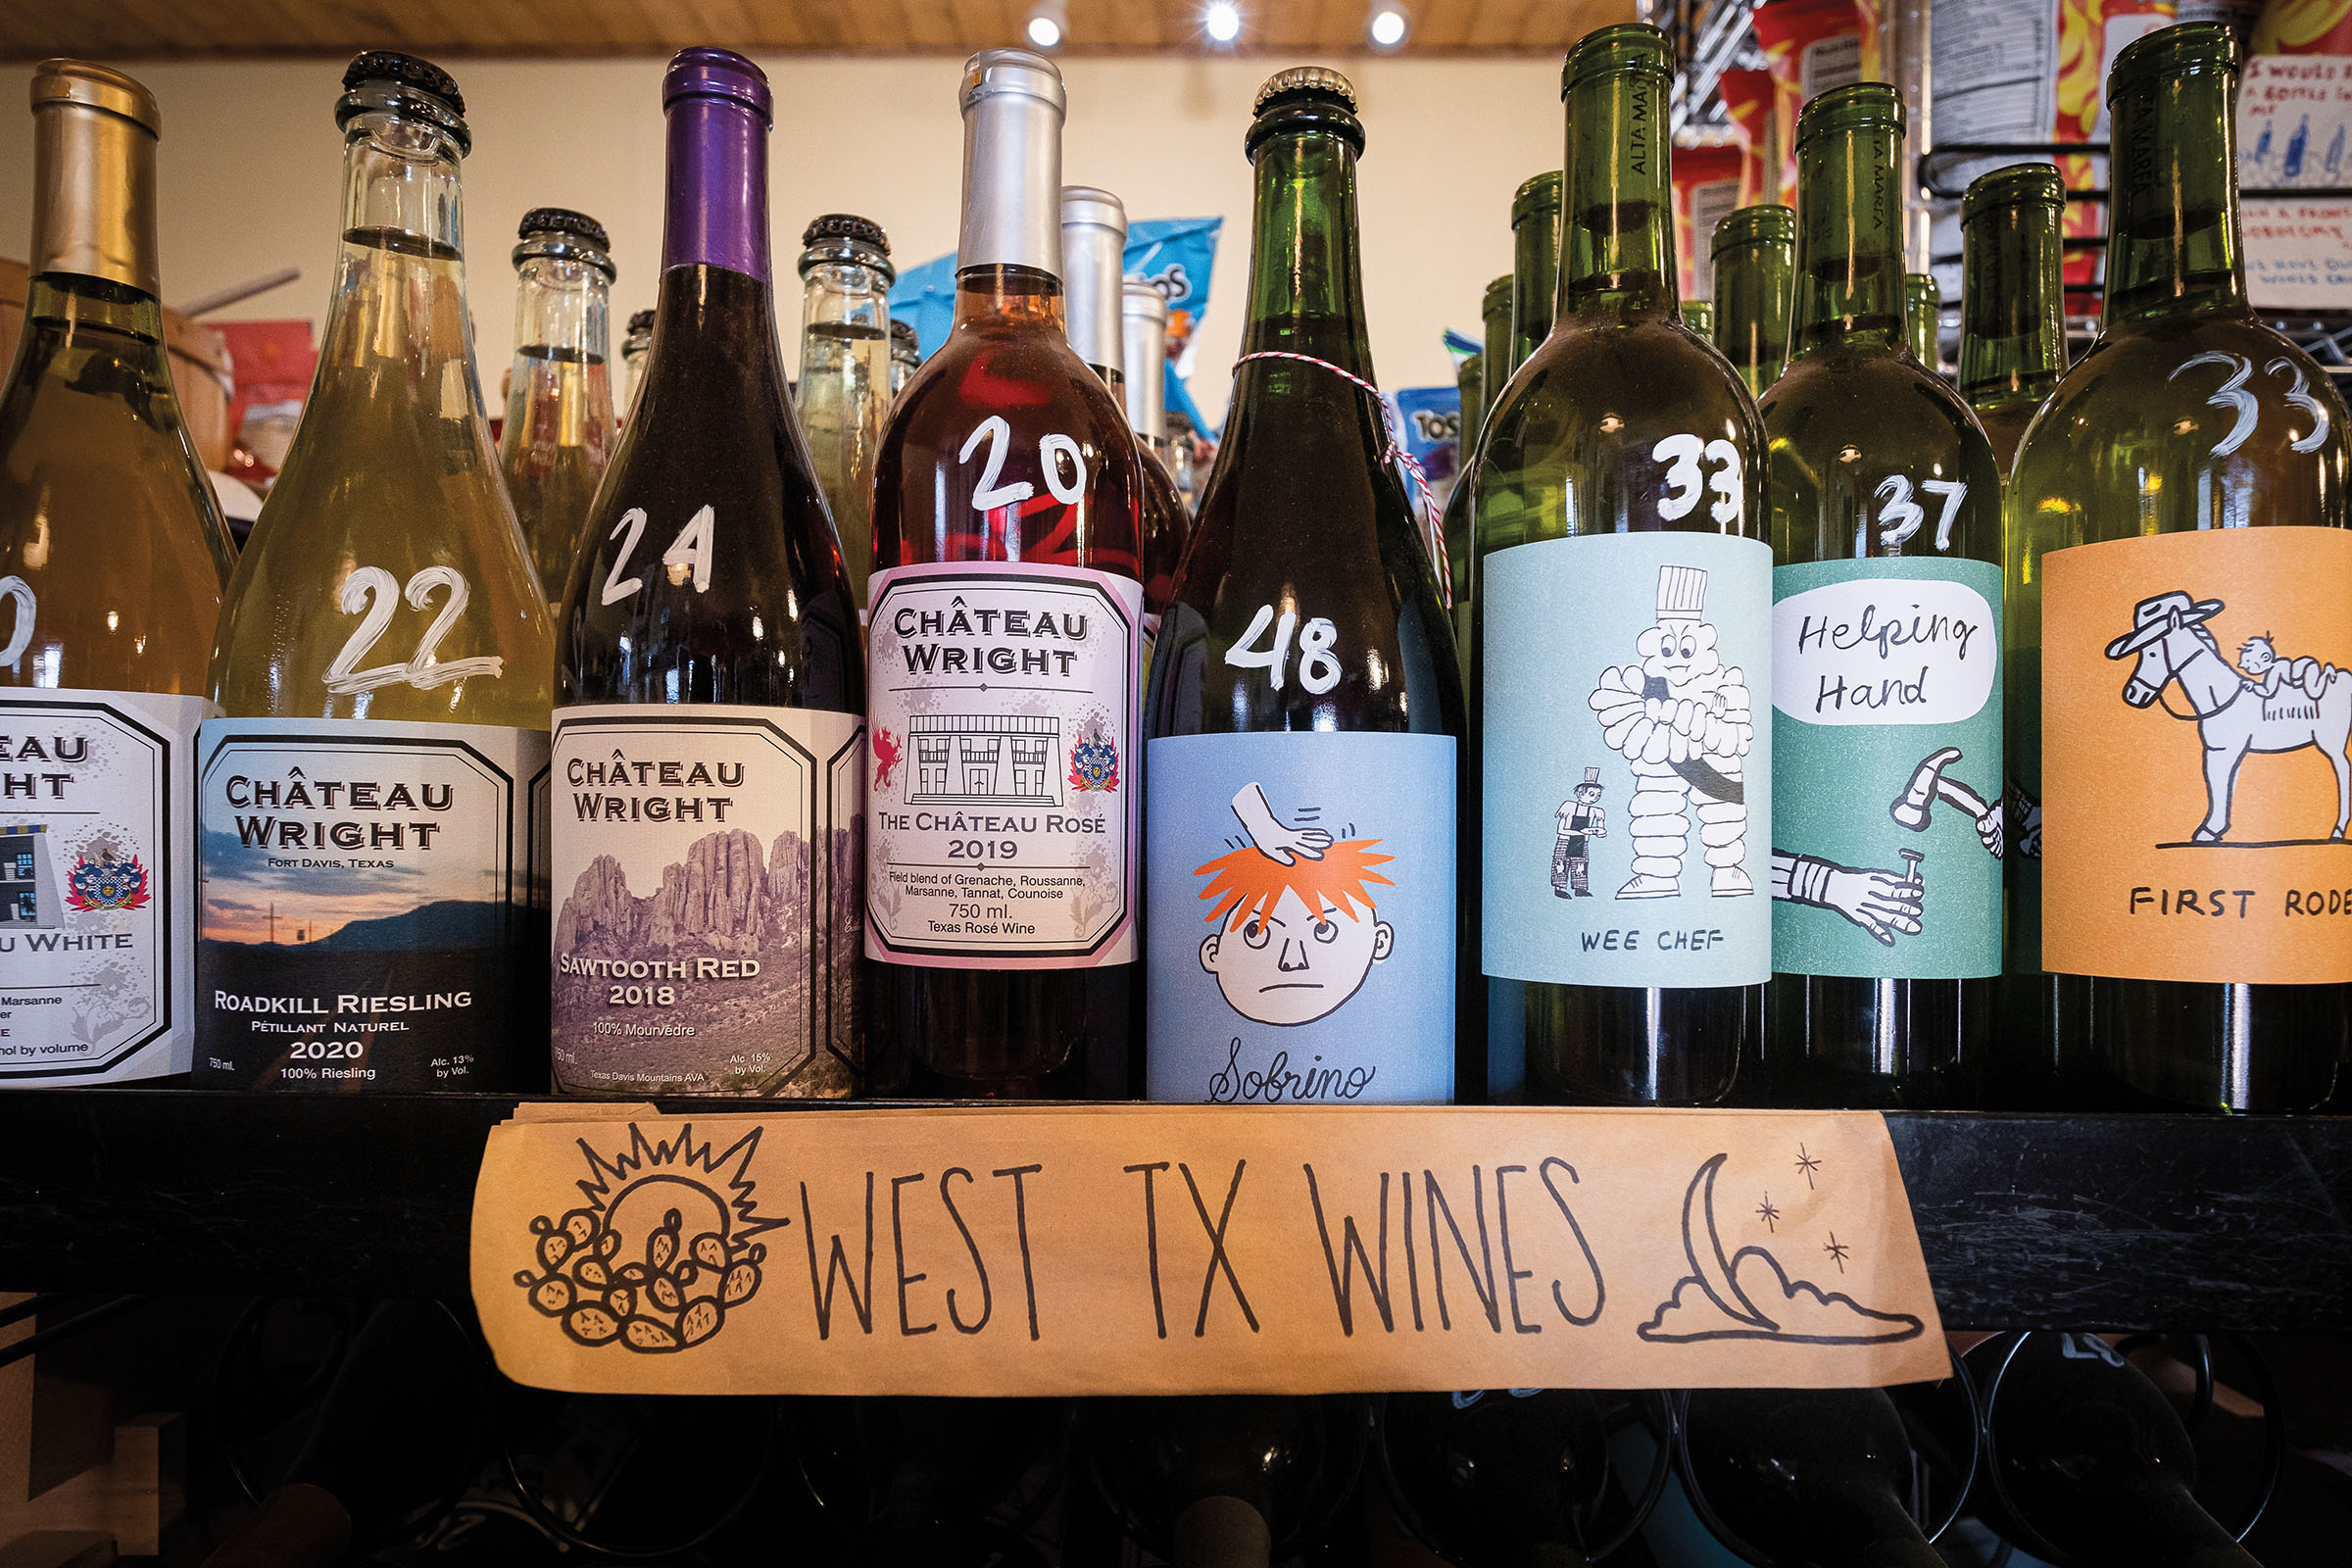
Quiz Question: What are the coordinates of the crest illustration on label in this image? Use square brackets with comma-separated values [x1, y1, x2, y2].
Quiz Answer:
[1770, 559, 2004, 980]
[1482, 532, 1774, 989]
[550, 704, 865, 1099]
[1146, 731, 1456, 1104]
[864, 561, 1143, 967]
[0, 689, 210, 1083]
[194, 717, 551, 1091]
[2040, 528, 2352, 984]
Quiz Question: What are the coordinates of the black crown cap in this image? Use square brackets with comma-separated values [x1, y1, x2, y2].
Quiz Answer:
[519, 207, 610, 249]
[342, 50, 464, 116]
[891, 318, 918, 346]
[802, 213, 889, 252]
[626, 309, 656, 335]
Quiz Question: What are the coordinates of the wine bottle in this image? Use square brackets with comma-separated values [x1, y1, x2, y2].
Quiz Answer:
[1480, 273, 1513, 402]
[620, 307, 654, 416]
[550, 47, 864, 1100]
[890, 318, 920, 399]
[2006, 22, 2351, 1112]
[0, 60, 236, 1087]
[1710, 204, 1795, 394]
[1682, 1387, 1949, 1568]
[1143, 67, 1465, 1104]
[1443, 274, 1512, 637]
[1905, 271, 1941, 370]
[1511, 172, 1564, 373]
[1453, 349, 1484, 494]
[867, 49, 1145, 1098]
[1380, 1389, 1614, 1567]
[1121, 275, 1194, 637]
[795, 212, 895, 612]
[1475, 23, 1770, 1106]
[1083, 1396, 1365, 1568]
[1959, 163, 2068, 470]
[498, 207, 616, 612]
[198, 52, 555, 1093]
[1758, 83, 2004, 1109]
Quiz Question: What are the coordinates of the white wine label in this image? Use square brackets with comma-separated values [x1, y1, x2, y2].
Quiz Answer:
[0, 687, 212, 1084]
[549, 704, 865, 1098]
[864, 561, 1143, 967]
[193, 716, 551, 1091]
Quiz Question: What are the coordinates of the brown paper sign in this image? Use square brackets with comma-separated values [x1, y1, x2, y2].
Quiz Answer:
[471, 1104, 1945, 1396]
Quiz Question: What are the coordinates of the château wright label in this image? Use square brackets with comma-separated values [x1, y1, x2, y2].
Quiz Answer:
[2038, 528, 2352, 984]
[1483, 532, 1774, 989]
[1770, 559, 2004, 980]
[550, 705, 864, 1098]
[193, 716, 550, 1091]
[864, 560, 1142, 966]
[0, 689, 210, 1083]
[1145, 731, 1455, 1103]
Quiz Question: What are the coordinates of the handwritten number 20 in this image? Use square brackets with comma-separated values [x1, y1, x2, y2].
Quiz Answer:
[961, 416, 1088, 514]
[2174, 351, 2331, 458]
[1652, 433, 1744, 525]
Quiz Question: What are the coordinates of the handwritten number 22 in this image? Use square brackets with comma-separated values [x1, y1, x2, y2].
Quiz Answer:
[1652, 433, 1743, 525]
[2174, 351, 2330, 458]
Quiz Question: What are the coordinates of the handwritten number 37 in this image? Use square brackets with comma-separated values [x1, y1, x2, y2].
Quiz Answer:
[2174, 351, 2330, 459]
[1651, 433, 1744, 525]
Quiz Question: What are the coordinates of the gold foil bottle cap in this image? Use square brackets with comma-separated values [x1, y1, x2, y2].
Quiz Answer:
[32, 59, 161, 136]
[28, 58, 162, 298]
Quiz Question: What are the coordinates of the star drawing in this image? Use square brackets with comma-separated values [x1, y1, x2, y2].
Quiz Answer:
[1823, 1233, 1851, 1274]
[1794, 1143, 1823, 1190]
[1755, 1194, 1780, 1232]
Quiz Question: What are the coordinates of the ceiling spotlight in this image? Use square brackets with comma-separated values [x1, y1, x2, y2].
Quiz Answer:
[1369, 7, 1407, 46]
[1026, 1, 1065, 48]
[1205, 2, 1243, 44]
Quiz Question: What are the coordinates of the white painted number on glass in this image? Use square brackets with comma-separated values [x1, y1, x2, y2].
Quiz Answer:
[1921, 479, 1968, 551]
[1703, 438, 1744, 525]
[323, 565, 506, 696]
[661, 504, 716, 592]
[601, 508, 650, 605]
[2267, 357, 2332, 454]
[2175, 352, 2261, 458]
[0, 575, 34, 667]
[1874, 475, 1968, 553]
[1226, 603, 1341, 694]
[1653, 433, 1742, 524]
[961, 416, 1036, 513]
[1295, 616, 1342, 694]
[1040, 433, 1087, 506]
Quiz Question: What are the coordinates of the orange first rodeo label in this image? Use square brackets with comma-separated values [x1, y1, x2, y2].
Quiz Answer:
[2041, 527, 2352, 985]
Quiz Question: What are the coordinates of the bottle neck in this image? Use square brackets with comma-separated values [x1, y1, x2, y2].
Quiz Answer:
[953, 263, 1064, 332]
[798, 254, 892, 334]
[1714, 238, 1792, 384]
[1511, 206, 1560, 369]
[957, 89, 1062, 278]
[662, 95, 770, 280]
[30, 98, 160, 299]
[511, 254, 610, 362]
[1122, 309, 1168, 440]
[321, 111, 478, 396]
[2107, 68, 2246, 323]
[1794, 122, 1907, 353]
[1237, 126, 1374, 374]
[1063, 219, 1127, 385]
[1482, 294, 1512, 396]
[1960, 202, 2066, 406]
[1560, 69, 1677, 319]
[340, 109, 466, 263]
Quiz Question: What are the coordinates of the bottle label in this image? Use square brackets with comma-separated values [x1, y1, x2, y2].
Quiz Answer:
[2039, 527, 2352, 984]
[549, 704, 865, 1098]
[1145, 731, 1457, 1104]
[0, 688, 212, 1084]
[864, 561, 1143, 967]
[1482, 531, 1774, 989]
[193, 716, 552, 1090]
[1769, 559, 2004, 980]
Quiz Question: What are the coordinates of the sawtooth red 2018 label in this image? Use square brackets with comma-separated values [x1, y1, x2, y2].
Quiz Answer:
[863, 561, 1143, 968]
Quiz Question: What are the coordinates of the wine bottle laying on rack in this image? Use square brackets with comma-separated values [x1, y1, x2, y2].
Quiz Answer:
[1959, 164, 2068, 472]
[2005, 22, 2351, 1112]
[551, 48, 865, 1100]
[1682, 1387, 1951, 1568]
[498, 206, 615, 612]
[1144, 67, 1466, 1105]
[1475, 24, 1770, 1106]
[0, 61, 236, 1088]
[1711, 204, 1795, 395]
[867, 50, 1145, 1099]
[198, 53, 554, 1094]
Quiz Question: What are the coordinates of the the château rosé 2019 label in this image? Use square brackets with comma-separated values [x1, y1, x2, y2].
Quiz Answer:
[193, 717, 551, 1091]
[549, 704, 865, 1098]
[1146, 731, 1456, 1103]
[0, 688, 212, 1084]
[864, 560, 1143, 967]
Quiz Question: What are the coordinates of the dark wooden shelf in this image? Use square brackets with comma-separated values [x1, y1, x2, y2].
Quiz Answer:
[0, 1094, 2346, 1331]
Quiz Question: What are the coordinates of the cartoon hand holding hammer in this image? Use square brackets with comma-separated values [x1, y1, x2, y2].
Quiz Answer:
[1891, 746, 2003, 859]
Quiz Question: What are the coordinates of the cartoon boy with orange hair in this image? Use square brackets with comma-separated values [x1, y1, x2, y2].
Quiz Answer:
[1194, 783, 1398, 1027]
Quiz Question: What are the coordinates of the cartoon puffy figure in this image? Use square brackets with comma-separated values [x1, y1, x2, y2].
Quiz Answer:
[1588, 564, 1755, 899]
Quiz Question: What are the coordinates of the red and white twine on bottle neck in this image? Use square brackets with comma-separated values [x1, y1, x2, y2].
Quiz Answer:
[1235, 349, 1451, 610]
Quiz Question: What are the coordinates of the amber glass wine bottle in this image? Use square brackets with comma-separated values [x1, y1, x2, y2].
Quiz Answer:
[1711, 204, 1795, 394]
[2007, 23, 2350, 1112]
[199, 53, 555, 1093]
[867, 50, 1145, 1099]
[551, 49, 865, 1100]
[1759, 84, 2004, 1108]
[1144, 67, 1465, 1105]
[1476, 24, 1769, 1105]
[0, 61, 236, 1087]
[1959, 164, 2068, 470]
[499, 207, 615, 612]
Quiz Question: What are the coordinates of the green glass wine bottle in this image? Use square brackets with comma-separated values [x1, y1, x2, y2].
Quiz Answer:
[1681, 300, 1715, 336]
[2007, 22, 2350, 1112]
[1511, 172, 1563, 374]
[1442, 274, 1513, 677]
[1711, 204, 1795, 394]
[1758, 83, 2005, 1108]
[1476, 24, 1770, 1105]
[1905, 272, 1941, 370]
[1959, 164, 2068, 471]
[0, 61, 236, 1087]
[199, 53, 556, 1093]
[1480, 272, 1513, 401]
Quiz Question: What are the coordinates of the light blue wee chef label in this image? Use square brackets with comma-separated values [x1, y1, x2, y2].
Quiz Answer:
[1147, 730, 1456, 1103]
[1771, 558, 2003, 979]
[1483, 531, 1774, 989]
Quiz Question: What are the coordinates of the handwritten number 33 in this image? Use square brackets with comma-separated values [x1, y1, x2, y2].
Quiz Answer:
[1651, 433, 1744, 525]
[2173, 350, 2330, 459]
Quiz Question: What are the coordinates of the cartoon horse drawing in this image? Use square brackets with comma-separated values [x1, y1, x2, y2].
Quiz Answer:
[2105, 590, 2351, 844]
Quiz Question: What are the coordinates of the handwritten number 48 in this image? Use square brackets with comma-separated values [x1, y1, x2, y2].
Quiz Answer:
[2174, 351, 2330, 458]
[1652, 434, 1744, 525]
[1226, 604, 1342, 695]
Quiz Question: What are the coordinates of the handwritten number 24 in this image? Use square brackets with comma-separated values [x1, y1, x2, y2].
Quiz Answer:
[601, 505, 717, 605]
[1652, 434, 1744, 525]
[2174, 351, 2330, 458]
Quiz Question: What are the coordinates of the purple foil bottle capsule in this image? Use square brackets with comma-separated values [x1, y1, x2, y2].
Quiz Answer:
[662, 47, 772, 280]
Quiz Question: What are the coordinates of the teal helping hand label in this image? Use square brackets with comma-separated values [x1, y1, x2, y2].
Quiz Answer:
[1483, 532, 1774, 989]
[1769, 558, 2003, 979]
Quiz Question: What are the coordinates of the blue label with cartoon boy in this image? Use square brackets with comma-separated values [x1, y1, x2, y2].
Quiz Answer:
[1146, 731, 1456, 1103]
